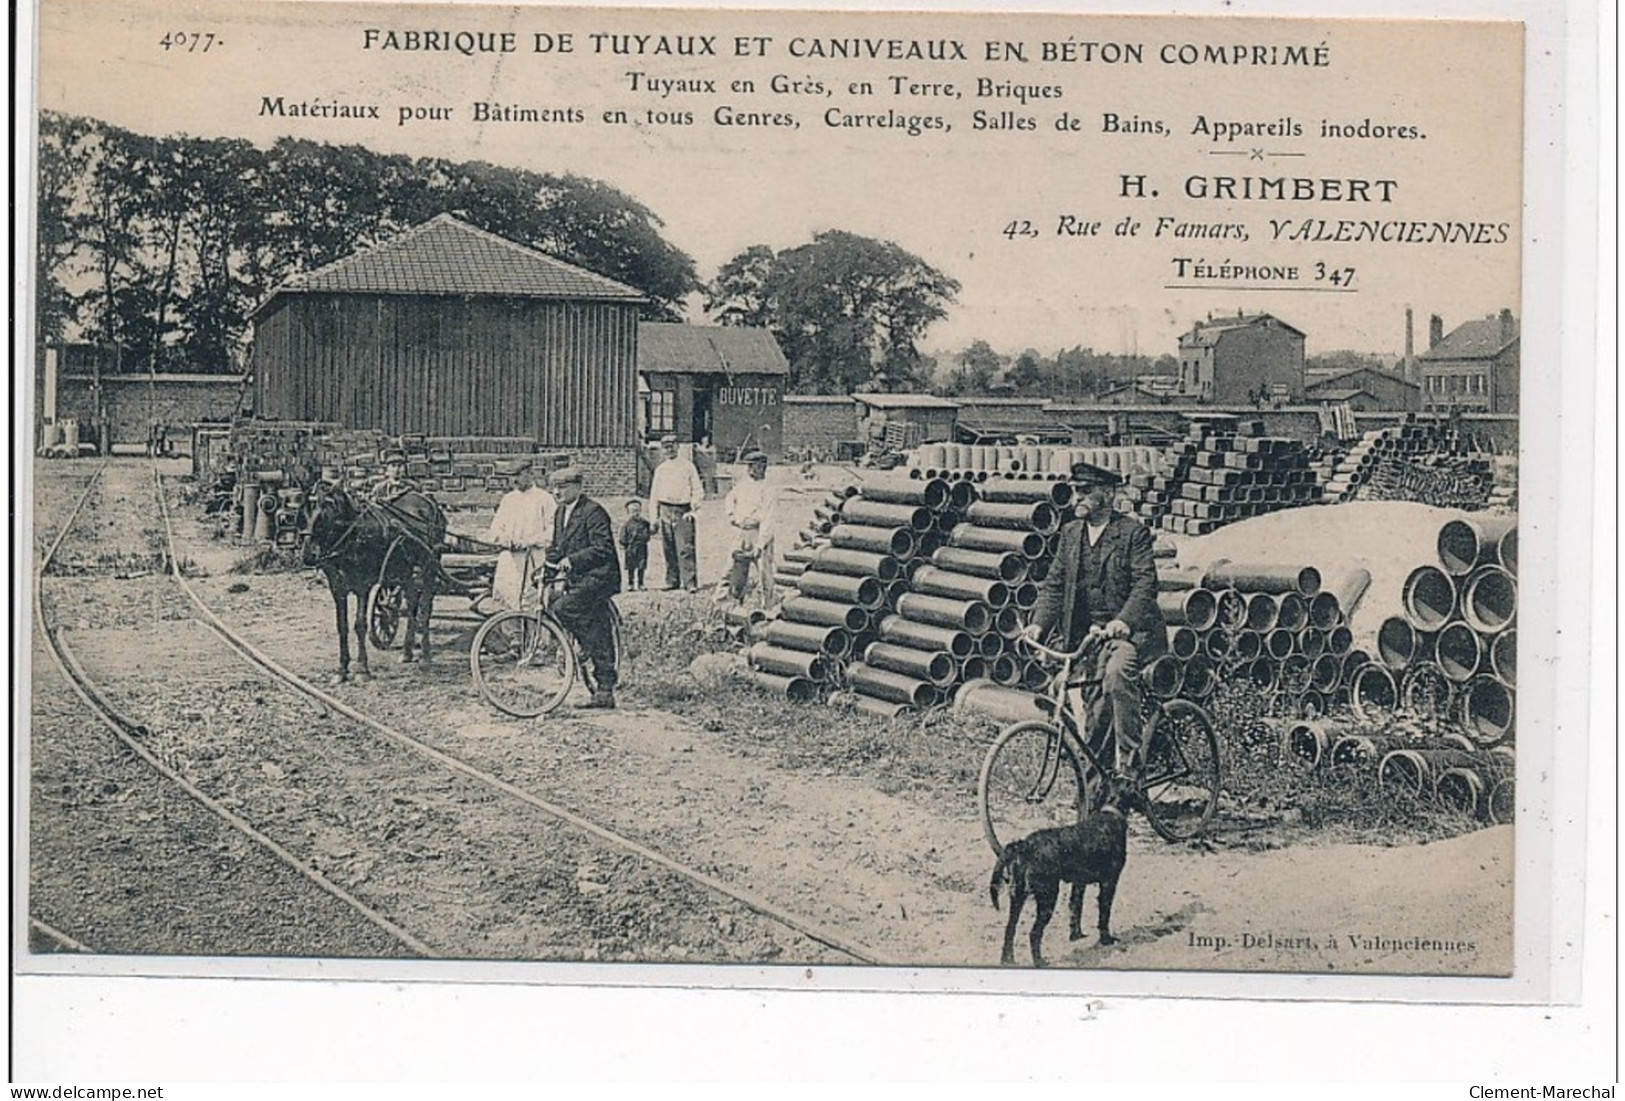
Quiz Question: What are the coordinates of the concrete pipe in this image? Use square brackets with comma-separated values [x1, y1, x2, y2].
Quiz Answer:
[811, 547, 904, 582]
[1280, 654, 1312, 693]
[1461, 675, 1515, 745]
[849, 694, 916, 721]
[782, 546, 820, 565]
[1182, 654, 1217, 698]
[1169, 625, 1201, 661]
[1435, 766, 1503, 819]
[781, 596, 870, 632]
[797, 570, 886, 609]
[1491, 628, 1516, 686]
[1157, 564, 1207, 592]
[920, 444, 948, 471]
[1401, 565, 1457, 632]
[724, 606, 770, 630]
[1232, 629, 1264, 661]
[911, 565, 1011, 608]
[960, 656, 989, 682]
[764, 620, 852, 659]
[1275, 592, 1309, 633]
[748, 643, 830, 682]
[1202, 559, 1322, 596]
[1378, 748, 1489, 796]
[876, 615, 975, 659]
[1142, 655, 1184, 700]
[1265, 628, 1296, 661]
[1307, 592, 1342, 631]
[1243, 657, 1278, 690]
[1020, 660, 1050, 691]
[1340, 649, 1371, 682]
[1028, 558, 1051, 584]
[948, 480, 976, 511]
[831, 523, 917, 559]
[895, 592, 993, 634]
[1435, 622, 1484, 683]
[1350, 663, 1398, 721]
[989, 653, 1022, 686]
[1310, 654, 1343, 693]
[846, 662, 937, 708]
[979, 631, 1007, 657]
[1159, 588, 1217, 630]
[841, 498, 935, 533]
[240, 483, 261, 540]
[988, 606, 1023, 639]
[1203, 629, 1232, 661]
[1436, 515, 1519, 577]
[952, 679, 1050, 726]
[1297, 689, 1328, 719]
[1297, 628, 1327, 659]
[930, 545, 1027, 582]
[977, 477, 1075, 508]
[885, 578, 912, 609]
[748, 670, 820, 703]
[1462, 566, 1517, 634]
[1497, 526, 1518, 575]
[1244, 592, 1279, 632]
[1288, 720, 1342, 767]
[1487, 777, 1516, 825]
[863, 641, 957, 687]
[1327, 625, 1353, 656]
[856, 473, 953, 511]
[964, 500, 1060, 534]
[947, 524, 1047, 558]
[1011, 582, 1040, 610]
[1377, 616, 1420, 669]
[1215, 589, 1249, 632]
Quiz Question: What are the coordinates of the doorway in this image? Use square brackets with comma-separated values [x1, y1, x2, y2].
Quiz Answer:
[691, 386, 714, 444]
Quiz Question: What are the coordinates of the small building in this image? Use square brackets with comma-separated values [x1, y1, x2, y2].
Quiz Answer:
[952, 397, 1072, 443]
[1176, 312, 1306, 404]
[1417, 310, 1519, 415]
[1305, 366, 1421, 411]
[249, 214, 647, 492]
[637, 322, 789, 459]
[781, 395, 860, 459]
[853, 392, 960, 450]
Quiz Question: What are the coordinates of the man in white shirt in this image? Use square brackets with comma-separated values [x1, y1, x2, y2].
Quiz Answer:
[485, 457, 556, 610]
[647, 435, 705, 591]
[722, 451, 776, 604]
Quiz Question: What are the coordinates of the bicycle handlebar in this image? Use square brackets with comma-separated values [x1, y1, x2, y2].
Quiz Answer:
[1015, 629, 1108, 665]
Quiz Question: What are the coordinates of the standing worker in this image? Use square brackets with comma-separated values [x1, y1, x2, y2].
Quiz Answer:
[546, 467, 622, 710]
[722, 451, 777, 605]
[485, 456, 556, 611]
[647, 435, 705, 591]
[1025, 462, 1166, 775]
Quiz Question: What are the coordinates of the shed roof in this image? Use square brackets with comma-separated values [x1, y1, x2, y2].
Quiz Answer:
[638, 322, 789, 376]
[853, 393, 961, 410]
[1180, 312, 1307, 347]
[257, 214, 646, 311]
[1419, 315, 1519, 361]
[1310, 388, 1367, 402]
[1306, 366, 1420, 393]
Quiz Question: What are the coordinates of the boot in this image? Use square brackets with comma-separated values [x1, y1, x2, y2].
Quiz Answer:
[576, 688, 616, 710]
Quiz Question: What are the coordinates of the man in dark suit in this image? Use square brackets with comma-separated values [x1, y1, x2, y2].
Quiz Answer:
[545, 466, 622, 710]
[1027, 462, 1166, 773]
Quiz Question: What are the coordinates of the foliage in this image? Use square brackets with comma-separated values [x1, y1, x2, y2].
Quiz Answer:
[34, 112, 702, 372]
[927, 343, 1181, 398]
[705, 230, 960, 395]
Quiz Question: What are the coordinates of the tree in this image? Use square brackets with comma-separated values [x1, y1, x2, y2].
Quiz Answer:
[942, 339, 1001, 395]
[706, 230, 958, 394]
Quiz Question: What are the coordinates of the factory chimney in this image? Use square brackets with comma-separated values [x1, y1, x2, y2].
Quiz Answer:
[1404, 306, 1415, 383]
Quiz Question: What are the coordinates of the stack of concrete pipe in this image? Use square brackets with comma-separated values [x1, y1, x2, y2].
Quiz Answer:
[1363, 514, 1518, 746]
[1158, 558, 1373, 717]
[912, 443, 1157, 480]
[1321, 420, 1494, 509]
[1147, 415, 1323, 537]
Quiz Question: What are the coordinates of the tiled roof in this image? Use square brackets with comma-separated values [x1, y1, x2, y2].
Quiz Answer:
[1306, 366, 1419, 392]
[1419, 316, 1519, 361]
[260, 214, 646, 307]
[1180, 313, 1307, 346]
[1310, 388, 1366, 402]
[853, 392, 961, 410]
[638, 322, 789, 376]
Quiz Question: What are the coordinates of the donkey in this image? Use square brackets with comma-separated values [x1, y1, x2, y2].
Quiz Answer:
[299, 482, 446, 682]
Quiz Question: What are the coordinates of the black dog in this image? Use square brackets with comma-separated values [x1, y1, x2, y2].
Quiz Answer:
[989, 778, 1140, 967]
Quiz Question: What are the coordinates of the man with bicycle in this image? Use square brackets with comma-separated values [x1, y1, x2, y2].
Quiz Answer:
[545, 466, 622, 710]
[1024, 462, 1166, 776]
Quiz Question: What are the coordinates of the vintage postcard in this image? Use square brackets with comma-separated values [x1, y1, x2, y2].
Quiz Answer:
[15, 0, 1591, 1027]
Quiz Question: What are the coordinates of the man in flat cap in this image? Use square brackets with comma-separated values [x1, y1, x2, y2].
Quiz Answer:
[485, 456, 556, 611]
[546, 466, 622, 709]
[368, 449, 416, 503]
[721, 450, 776, 604]
[1027, 461, 1166, 775]
[647, 435, 705, 591]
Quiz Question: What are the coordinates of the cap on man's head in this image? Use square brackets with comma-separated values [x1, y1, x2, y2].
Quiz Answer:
[660, 435, 678, 446]
[498, 456, 535, 477]
[1069, 461, 1123, 488]
[551, 466, 585, 487]
[381, 449, 407, 465]
[320, 463, 343, 481]
[744, 450, 768, 465]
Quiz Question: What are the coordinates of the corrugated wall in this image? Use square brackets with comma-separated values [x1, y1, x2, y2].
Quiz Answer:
[254, 294, 638, 445]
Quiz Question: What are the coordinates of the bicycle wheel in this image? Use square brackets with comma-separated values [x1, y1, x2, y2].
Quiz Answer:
[978, 720, 1090, 856]
[1140, 699, 1222, 842]
[470, 610, 576, 718]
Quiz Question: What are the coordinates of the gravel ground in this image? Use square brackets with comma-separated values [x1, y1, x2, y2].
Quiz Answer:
[22, 458, 1514, 974]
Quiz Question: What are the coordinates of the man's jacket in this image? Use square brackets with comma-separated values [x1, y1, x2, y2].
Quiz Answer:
[1030, 511, 1167, 658]
[550, 496, 622, 595]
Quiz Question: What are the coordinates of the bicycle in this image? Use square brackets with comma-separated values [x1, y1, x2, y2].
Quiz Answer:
[977, 632, 1222, 853]
[468, 558, 625, 719]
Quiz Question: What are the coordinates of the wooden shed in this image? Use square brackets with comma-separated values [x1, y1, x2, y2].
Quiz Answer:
[637, 322, 790, 460]
[249, 214, 647, 488]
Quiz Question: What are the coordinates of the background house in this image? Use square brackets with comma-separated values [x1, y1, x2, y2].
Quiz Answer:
[249, 214, 647, 490]
[637, 322, 789, 460]
[1176, 312, 1306, 404]
[1417, 310, 1520, 415]
[1304, 365, 1421, 411]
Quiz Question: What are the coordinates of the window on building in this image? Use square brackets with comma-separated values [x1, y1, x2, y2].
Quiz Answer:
[646, 389, 675, 435]
[1477, 374, 1488, 394]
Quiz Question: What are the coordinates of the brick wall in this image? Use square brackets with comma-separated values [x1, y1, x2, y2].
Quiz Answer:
[566, 445, 639, 501]
[54, 374, 245, 447]
[782, 396, 858, 457]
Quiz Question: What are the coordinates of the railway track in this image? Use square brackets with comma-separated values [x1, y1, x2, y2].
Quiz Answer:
[30, 460, 887, 965]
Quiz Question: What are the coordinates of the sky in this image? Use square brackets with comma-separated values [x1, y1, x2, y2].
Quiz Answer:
[30, 1, 1525, 358]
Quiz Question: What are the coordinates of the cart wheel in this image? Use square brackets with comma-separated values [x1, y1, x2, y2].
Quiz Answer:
[470, 611, 576, 718]
[367, 584, 405, 649]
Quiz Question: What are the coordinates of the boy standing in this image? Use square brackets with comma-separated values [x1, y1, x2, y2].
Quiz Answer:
[619, 499, 653, 590]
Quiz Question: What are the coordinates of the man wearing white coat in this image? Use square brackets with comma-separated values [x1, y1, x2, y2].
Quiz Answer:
[722, 451, 776, 604]
[486, 457, 556, 610]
